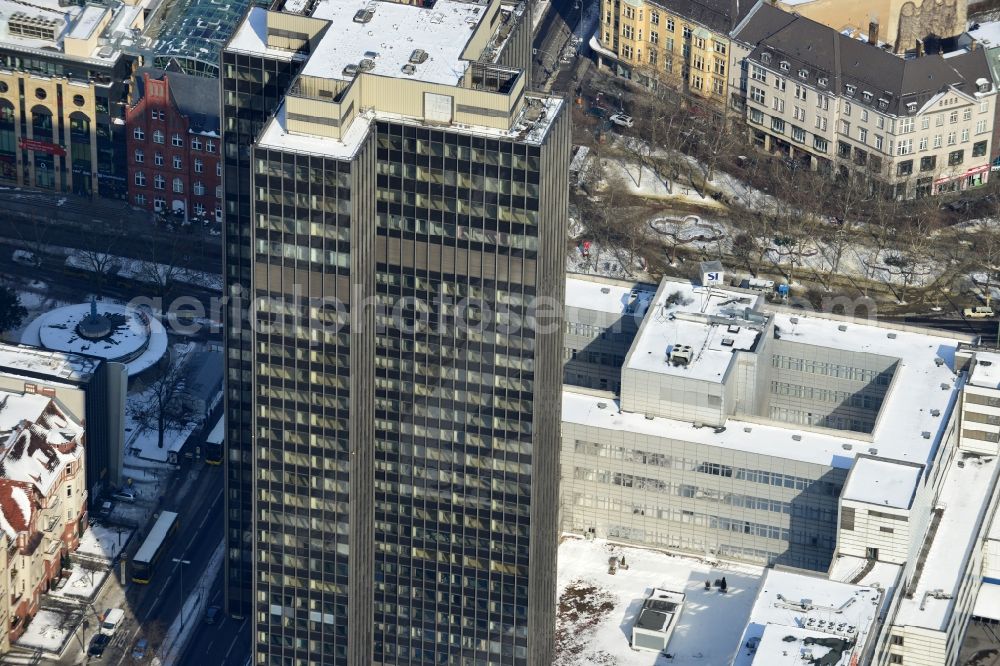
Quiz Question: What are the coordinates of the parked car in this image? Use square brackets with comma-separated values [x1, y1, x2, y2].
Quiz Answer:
[964, 306, 996, 319]
[11, 250, 39, 267]
[132, 637, 149, 660]
[609, 113, 634, 128]
[205, 605, 222, 625]
[88, 633, 111, 656]
[97, 500, 114, 519]
[100, 608, 125, 636]
[111, 487, 137, 502]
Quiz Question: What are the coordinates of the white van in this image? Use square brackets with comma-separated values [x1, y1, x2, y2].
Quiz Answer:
[100, 608, 125, 636]
[964, 306, 996, 319]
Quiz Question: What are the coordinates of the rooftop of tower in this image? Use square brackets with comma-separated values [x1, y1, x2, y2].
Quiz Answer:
[227, 0, 561, 158]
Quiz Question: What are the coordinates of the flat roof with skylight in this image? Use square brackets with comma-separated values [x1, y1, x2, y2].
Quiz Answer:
[304, 0, 489, 86]
[625, 281, 765, 383]
[734, 569, 881, 666]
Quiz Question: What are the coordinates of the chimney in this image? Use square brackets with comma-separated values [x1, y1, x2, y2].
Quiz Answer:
[916, 38, 924, 56]
[868, 20, 879, 45]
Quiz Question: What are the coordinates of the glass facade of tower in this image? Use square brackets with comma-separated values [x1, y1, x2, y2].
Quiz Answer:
[221, 45, 304, 619]
[371, 122, 544, 664]
[222, 5, 569, 664]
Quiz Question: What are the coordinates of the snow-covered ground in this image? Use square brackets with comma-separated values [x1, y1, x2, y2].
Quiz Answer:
[556, 537, 763, 666]
[77, 523, 134, 562]
[65, 250, 223, 292]
[125, 388, 197, 463]
[51, 564, 108, 601]
[601, 159, 724, 209]
[14, 607, 77, 655]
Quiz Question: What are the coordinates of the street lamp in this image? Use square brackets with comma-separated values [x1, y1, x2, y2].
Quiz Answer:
[172, 558, 191, 630]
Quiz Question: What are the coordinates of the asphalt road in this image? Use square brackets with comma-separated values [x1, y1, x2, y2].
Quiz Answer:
[86, 466, 226, 666]
[532, 0, 582, 89]
[177, 571, 251, 666]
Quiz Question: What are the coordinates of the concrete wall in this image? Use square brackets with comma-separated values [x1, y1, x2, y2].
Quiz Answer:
[837, 500, 912, 563]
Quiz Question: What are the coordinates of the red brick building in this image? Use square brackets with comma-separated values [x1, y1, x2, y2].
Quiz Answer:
[126, 68, 221, 222]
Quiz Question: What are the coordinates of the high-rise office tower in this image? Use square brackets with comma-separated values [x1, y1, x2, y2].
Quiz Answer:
[220, 1, 569, 664]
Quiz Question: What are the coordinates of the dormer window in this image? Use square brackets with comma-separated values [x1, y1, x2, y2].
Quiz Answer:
[878, 98, 888, 110]
[906, 101, 917, 114]
[862, 91, 872, 102]
[818, 77, 828, 88]
[779, 60, 790, 71]
[845, 84, 856, 96]
[798, 68, 808, 79]
[761, 52, 772, 64]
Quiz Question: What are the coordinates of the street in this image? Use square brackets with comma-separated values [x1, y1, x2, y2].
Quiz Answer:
[50, 465, 226, 666]
[532, 0, 585, 92]
[176, 571, 250, 666]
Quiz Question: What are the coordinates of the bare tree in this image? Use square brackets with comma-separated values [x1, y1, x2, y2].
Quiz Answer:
[75, 229, 125, 294]
[128, 358, 196, 450]
[134, 236, 195, 304]
[577, 169, 649, 277]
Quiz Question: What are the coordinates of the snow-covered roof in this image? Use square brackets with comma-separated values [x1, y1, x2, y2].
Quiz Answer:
[735, 569, 881, 666]
[303, 0, 488, 86]
[841, 456, 923, 510]
[565, 275, 656, 317]
[0, 342, 100, 384]
[0, 390, 83, 499]
[828, 555, 902, 595]
[626, 282, 764, 383]
[970, 351, 1000, 389]
[225, 6, 305, 60]
[769, 311, 967, 466]
[973, 581, 1000, 622]
[0, 0, 129, 63]
[893, 452, 998, 631]
[970, 21, 1000, 50]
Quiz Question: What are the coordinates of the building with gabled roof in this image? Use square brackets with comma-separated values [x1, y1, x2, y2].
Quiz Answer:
[730, 2, 995, 197]
[0, 390, 87, 650]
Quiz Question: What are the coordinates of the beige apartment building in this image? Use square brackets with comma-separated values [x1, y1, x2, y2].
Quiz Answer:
[732, 3, 996, 198]
[0, 390, 87, 648]
[593, 0, 751, 110]
[774, 0, 967, 54]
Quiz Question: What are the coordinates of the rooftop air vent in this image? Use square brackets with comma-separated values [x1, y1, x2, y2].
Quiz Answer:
[359, 58, 376, 72]
[792, 434, 802, 442]
[887, 332, 897, 339]
[410, 48, 429, 64]
[364, 50, 379, 59]
[922, 431, 931, 439]
[930, 409, 940, 417]
[744, 427, 752, 433]
[343, 63, 360, 77]
[934, 357, 945, 367]
[838, 324, 848, 332]
[353, 8, 375, 23]
[668, 344, 694, 366]
[645, 414, 654, 420]
[401, 64, 416, 75]
[868, 447, 878, 455]
[721, 337, 735, 347]
[597, 402, 607, 409]
[789, 317, 799, 324]
[982, 360, 994, 367]
[727, 325, 741, 333]
[941, 383, 950, 390]
[842, 443, 853, 450]
[600, 287, 611, 294]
